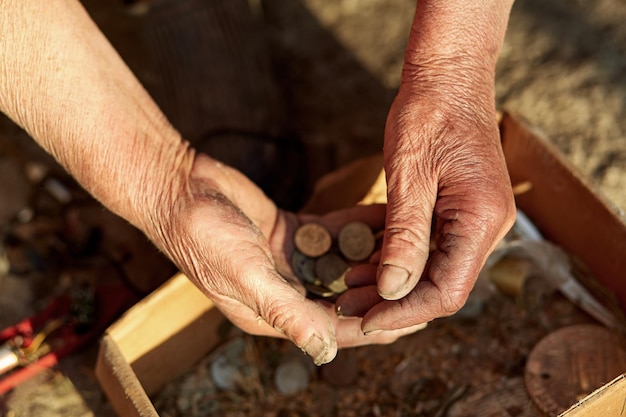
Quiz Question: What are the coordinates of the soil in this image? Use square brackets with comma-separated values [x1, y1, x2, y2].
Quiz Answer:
[150, 282, 607, 417]
[1, 0, 625, 416]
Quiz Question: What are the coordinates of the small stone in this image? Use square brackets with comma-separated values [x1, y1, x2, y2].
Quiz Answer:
[24, 162, 49, 184]
[210, 338, 246, 390]
[338, 221, 375, 261]
[274, 360, 310, 395]
[488, 257, 531, 298]
[294, 223, 332, 258]
[43, 178, 72, 203]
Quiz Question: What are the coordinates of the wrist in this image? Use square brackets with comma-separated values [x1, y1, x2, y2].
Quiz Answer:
[401, 0, 513, 101]
[396, 62, 497, 131]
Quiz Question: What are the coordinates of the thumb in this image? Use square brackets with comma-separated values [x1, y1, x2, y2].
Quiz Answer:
[196, 257, 338, 365]
[254, 272, 338, 365]
[166, 198, 338, 365]
[377, 174, 435, 300]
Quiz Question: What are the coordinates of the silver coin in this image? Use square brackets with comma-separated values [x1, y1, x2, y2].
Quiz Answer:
[291, 250, 318, 284]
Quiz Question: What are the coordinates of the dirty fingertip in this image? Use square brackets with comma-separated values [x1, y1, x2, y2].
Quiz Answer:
[300, 333, 337, 365]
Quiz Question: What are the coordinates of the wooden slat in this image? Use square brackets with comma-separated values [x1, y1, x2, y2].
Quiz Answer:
[96, 335, 158, 417]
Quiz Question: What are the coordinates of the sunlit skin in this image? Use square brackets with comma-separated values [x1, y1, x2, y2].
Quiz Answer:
[0, 0, 515, 364]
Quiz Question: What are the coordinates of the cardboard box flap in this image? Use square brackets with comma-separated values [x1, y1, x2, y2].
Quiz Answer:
[501, 113, 626, 309]
[96, 112, 626, 417]
[561, 374, 626, 416]
[96, 335, 159, 417]
[96, 273, 227, 413]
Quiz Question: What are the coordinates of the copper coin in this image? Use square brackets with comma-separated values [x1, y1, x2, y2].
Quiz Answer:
[315, 253, 350, 294]
[525, 324, 626, 415]
[294, 223, 332, 258]
[338, 221, 375, 262]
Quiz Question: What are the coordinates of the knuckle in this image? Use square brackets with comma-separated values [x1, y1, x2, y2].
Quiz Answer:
[259, 297, 308, 344]
[439, 288, 469, 316]
[384, 226, 430, 254]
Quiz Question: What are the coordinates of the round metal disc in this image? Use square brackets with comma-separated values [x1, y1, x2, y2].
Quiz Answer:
[338, 221, 375, 262]
[315, 253, 350, 287]
[294, 223, 332, 258]
[525, 324, 626, 415]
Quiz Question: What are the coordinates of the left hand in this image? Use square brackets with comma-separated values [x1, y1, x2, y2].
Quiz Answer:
[331, 0, 516, 334]
[336, 78, 516, 333]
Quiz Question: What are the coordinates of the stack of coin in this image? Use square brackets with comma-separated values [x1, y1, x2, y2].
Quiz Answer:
[291, 221, 378, 299]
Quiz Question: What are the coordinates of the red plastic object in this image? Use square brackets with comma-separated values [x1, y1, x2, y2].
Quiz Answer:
[0, 284, 134, 394]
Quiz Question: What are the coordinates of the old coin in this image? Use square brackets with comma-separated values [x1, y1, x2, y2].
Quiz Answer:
[315, 253, 350, 294]
[291, 250, 318, 284]
[294, 223, 332, 258]
[525, 324, 626, 415]
[338, 221, 375, 261]
[303, 282, 335, 298]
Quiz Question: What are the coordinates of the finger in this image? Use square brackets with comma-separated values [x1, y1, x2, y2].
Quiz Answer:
[300, 204, 387, 237]
[236, 252, 339, 365]
[361, 266, 466, 333]
[362, 194, 514, 332]
[316, 302, 427, 348]
[377, 171, 435, 300]
[344, 263, 378, 287]
[369, 249, 381, 265]
[184, 202, 339, 365]
[335, 285, 382, 317]
[258, 288, 339, 366]
[215, 256, 339, 365]
[337, 317, 426, 346]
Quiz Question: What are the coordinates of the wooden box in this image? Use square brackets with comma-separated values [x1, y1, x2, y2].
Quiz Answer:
[96, 113, 626, 416]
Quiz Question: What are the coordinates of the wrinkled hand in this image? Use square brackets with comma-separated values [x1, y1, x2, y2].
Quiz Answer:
[152, 153, 423, 365]
[337, 80, 516, 333]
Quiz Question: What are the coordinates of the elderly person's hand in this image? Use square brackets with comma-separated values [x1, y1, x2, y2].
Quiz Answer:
[336, 0, 516, 332]
[159, 153, 424, 364]
[0, 0, 422, 366]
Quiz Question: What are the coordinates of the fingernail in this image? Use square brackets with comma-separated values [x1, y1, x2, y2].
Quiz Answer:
[379, 265, 410, 298]
[301, 333, 330, 366]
